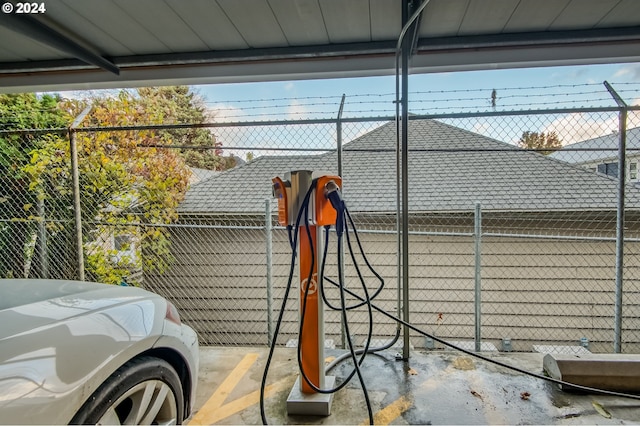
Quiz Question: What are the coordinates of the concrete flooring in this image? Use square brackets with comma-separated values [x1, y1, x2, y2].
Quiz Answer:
[187, 347, 640, 425]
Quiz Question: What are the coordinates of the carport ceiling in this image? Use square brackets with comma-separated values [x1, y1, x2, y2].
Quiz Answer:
[0, 0, 639, 93]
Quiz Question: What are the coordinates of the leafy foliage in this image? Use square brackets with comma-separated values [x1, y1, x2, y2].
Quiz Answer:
[60, 92, 191, 282]
[137, 86, 236, 170]
[517, 131, 562, 155]
[1, 87, 215, 284]
[0, 94, 69, 278]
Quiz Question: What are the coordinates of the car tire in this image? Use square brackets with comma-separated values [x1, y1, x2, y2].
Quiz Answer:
[70, 356, 184, 425]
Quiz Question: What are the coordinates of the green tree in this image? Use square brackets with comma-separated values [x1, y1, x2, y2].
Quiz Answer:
[0, 93, 69, 278]
[68, 92, 190, 282]
[517, 131, 562, 155]
[10, 90, 192, 284]
[2, 89, 224, 284]
[137, 86, 234, 171]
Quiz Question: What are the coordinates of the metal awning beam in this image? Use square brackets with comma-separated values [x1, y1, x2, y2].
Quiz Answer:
[1, 26, 638, 75]
[409, 0, 424, 56]
[0, 13, 119, 75]
[1, 27, 639, 93]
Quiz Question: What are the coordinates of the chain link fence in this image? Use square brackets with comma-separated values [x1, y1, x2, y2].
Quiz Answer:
[2, 83, 640, 354]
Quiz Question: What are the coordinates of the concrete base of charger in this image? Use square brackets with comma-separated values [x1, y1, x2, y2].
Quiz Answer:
[286, 376, 335, 416]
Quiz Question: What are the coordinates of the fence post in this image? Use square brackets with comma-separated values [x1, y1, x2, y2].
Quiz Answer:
[605, 81, 628, 353]
[37, 198, 48, 278]
[614, 108, 627, 353]
[69, 105, 92, 281]
[336, 95, 347, 349]
[474, 202, 482, 352]
[69, 129, 85, 281]
[266, 199, 274, 346]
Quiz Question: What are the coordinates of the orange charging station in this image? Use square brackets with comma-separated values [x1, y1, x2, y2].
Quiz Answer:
[272, 170, 342, 416]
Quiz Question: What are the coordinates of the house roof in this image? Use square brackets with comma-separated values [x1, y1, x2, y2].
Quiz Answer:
[179, 119, 640, 216]
[189, 167, 221, 184]
[548, 127, 640, 164]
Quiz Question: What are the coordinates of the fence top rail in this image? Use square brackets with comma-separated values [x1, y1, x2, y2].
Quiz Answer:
[2, 105, 639, 136]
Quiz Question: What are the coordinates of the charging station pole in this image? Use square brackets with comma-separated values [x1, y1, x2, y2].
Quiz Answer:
[292, 171, 325, 392]
[274, 170, 339, 416]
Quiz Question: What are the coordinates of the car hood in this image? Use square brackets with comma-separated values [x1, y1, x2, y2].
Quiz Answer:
[0, 279, 157, 341]
[0, 279, 170, 424]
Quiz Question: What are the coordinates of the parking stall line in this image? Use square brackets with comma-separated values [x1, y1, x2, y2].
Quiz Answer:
[360, 396, 413, 426]
[188, 353, 295, 425]
[188, 352, 258, 425]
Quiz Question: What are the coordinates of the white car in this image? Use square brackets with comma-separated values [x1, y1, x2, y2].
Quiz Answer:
[0, 279, 199, 425]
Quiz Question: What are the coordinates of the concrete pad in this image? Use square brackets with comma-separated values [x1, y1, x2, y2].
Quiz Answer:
[544, 353, 640, 392]
[534, 345, 592, 355]
[286, 376, 335, 416]
[189, 347, 640, 425]
[286, 339, 336, 349]
[447, 341, 498, 352]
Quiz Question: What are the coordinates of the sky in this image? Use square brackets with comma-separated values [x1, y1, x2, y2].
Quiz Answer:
[187, 62, 640, 157]
[195, 61, 640, 117]
[58, 61, 640, 157]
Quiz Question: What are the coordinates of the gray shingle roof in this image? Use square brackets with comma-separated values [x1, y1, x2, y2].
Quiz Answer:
[548, 127, 640, 164]
[179, 119, 640, 215]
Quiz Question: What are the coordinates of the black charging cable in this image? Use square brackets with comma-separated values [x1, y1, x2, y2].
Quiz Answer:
[261, 179, 376, 426]
[260, 183, 315, 425]
[294, 183, 375, 424]
[323, 274, 640, 402]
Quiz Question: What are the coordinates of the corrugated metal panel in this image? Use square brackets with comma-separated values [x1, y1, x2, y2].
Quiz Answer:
[596, 0, 640, 28]
[1, 0, 639, 90]
[549, 0, 620, 31]
[419, 0, 469, 37]
[319, 0, 371, 43]
[269, 0, 329, 46]
[49, 0, 132, 56]
[370, 0, 401, 41]
[503, 0, 571, 33]
[165, 0, 247, 50]
[217, 0, 288, 48]
[458, 0, 520, 35]
[114, 0, 209, 52]
[59, 0, 165, 55]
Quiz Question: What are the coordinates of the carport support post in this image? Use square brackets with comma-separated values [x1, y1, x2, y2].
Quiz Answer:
[474, 202, 482, 352]
[605, 81, 627, 353]
[399, 0, 412, 361]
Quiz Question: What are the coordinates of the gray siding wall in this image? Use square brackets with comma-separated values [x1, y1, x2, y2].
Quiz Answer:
[145, 226, 640, 353]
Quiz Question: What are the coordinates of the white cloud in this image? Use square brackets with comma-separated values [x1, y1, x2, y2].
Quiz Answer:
[472, 121, 491, 136]
[284, 82, 295, 91]
[544, 113, 619, 145]
[613, 64, 640, 81]
[206, 103, 246, 121]
[543, 110, 640, 145]
[286, 100, 310, 119]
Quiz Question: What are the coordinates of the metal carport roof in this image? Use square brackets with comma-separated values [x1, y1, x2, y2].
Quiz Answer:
[0, 0, 639, 93]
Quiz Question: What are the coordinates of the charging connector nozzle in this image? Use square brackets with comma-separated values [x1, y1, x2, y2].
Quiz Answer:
[324, 180, 343, 211]
[324, 180, 345, 236]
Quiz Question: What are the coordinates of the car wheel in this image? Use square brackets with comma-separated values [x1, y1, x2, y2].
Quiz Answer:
[70, 356, 184, 425]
